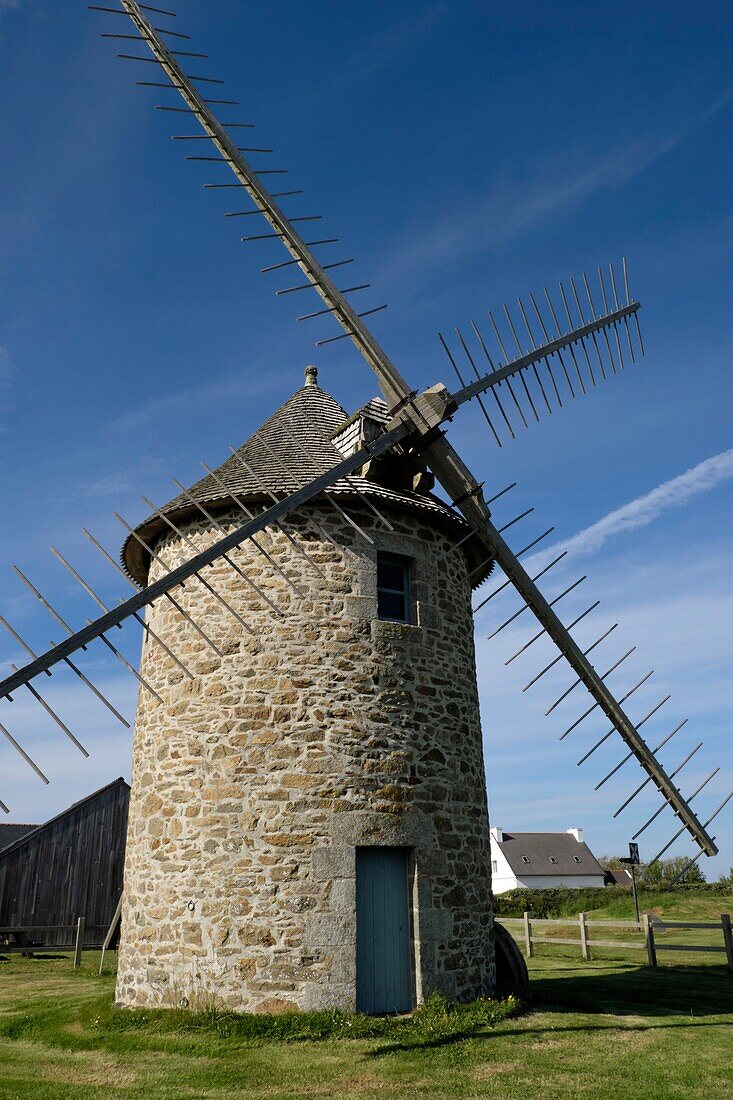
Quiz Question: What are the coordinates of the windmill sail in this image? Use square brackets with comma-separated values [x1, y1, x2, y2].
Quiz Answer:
[441, 267, 644, 447]
[464, 510, 718, 856]
[110, 0, 408, 408]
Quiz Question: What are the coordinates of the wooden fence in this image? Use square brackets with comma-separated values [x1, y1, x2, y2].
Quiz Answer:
[0, 918, 99, 968]
[499, 912, 733, 971]
[645, 915, 733, 969]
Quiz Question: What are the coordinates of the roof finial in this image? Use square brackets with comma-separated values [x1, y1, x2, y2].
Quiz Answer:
[304, 364, 318, 387]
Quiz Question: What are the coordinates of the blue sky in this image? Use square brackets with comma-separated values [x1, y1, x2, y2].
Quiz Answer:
[0, 2, 731, 877]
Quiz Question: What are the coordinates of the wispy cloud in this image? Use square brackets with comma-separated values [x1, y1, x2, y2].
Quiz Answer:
[276, 2, 447, 114]
[108, 368, 299, 434]
[59, 459, 164, 504]
[381, 85, 733, 285]
[349, 2, 447, 76]
[75, 473, 137, 500]
[529, 449, 733, 568]
[0, 0, 32, 18]
[306, 2, 447, 98]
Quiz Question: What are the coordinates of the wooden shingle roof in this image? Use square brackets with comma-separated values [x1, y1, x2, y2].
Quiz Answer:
[123, 373, 487, 586]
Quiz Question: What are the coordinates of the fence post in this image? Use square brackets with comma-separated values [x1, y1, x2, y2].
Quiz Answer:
[643, 913, 657, 968]
[523, 911, 533, 958]
[721, 914, 733, 973]
[579, 912, 590, 961]
[73, 916, 85, 969]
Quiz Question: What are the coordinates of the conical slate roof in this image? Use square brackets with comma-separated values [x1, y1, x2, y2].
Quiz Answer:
[123, 371, 482, 586]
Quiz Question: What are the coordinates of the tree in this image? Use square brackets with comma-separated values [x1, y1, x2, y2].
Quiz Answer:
[718, 867, 733, 886]
[597, 855, 626, 870]
[638, 857, 706, 886]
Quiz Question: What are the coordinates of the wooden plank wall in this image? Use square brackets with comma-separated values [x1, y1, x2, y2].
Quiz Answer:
[0, 780, 129, 946]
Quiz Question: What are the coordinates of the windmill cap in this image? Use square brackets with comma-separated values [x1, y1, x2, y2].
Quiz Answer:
[304, 365, 318, 387]
[120, 376, 493, 588]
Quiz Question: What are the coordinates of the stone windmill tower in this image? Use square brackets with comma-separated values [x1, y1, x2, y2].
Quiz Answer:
[0, 1, 726, 1020]
[116, 366, 495, 1013]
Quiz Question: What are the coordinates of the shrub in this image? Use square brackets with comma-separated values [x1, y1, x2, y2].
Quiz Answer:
[638, 857, 706, 885]
[493, 882, 732, 919]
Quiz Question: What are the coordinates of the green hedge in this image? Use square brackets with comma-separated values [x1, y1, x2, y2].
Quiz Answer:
[493, 883, 732, 919]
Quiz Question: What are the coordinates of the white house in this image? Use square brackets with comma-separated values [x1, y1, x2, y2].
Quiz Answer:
[489, 827, 607, 894]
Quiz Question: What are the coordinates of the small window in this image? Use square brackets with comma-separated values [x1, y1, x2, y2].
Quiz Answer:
[521, 855, 530, 864]
[549, 856, 558, 865]
[377, 553, 411, 623]
[491, 860, 498, 874]
[573, 856, 582, 864]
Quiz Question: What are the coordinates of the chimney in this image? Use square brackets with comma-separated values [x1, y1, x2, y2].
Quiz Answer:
[490, 826, 503, 843]
[566, 827, 583, 844]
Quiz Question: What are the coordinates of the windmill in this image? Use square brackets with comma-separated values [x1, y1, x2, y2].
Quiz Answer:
[0, 2, 729, 1011]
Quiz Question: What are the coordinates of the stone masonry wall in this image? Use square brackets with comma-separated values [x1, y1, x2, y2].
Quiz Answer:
[116, 499, 495, 1012]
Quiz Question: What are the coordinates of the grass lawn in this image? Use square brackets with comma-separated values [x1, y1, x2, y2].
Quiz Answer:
[0, 936, 730, 1099]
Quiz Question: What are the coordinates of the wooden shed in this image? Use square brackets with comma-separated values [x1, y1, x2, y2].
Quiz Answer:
[0, 778, 129, 946]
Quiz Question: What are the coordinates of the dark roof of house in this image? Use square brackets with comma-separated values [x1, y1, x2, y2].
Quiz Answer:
[122, 372, 489, 586]
[0, 823, 38, 851]
[495, 832, 606, 877]
[605, 868, 633, 885]
[0, 778, 130, 861]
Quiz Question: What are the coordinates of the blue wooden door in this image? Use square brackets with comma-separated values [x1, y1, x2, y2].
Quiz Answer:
[356, 847, 412, 1014]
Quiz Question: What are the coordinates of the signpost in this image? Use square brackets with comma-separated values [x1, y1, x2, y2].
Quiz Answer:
[620, 843, 641, 924]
